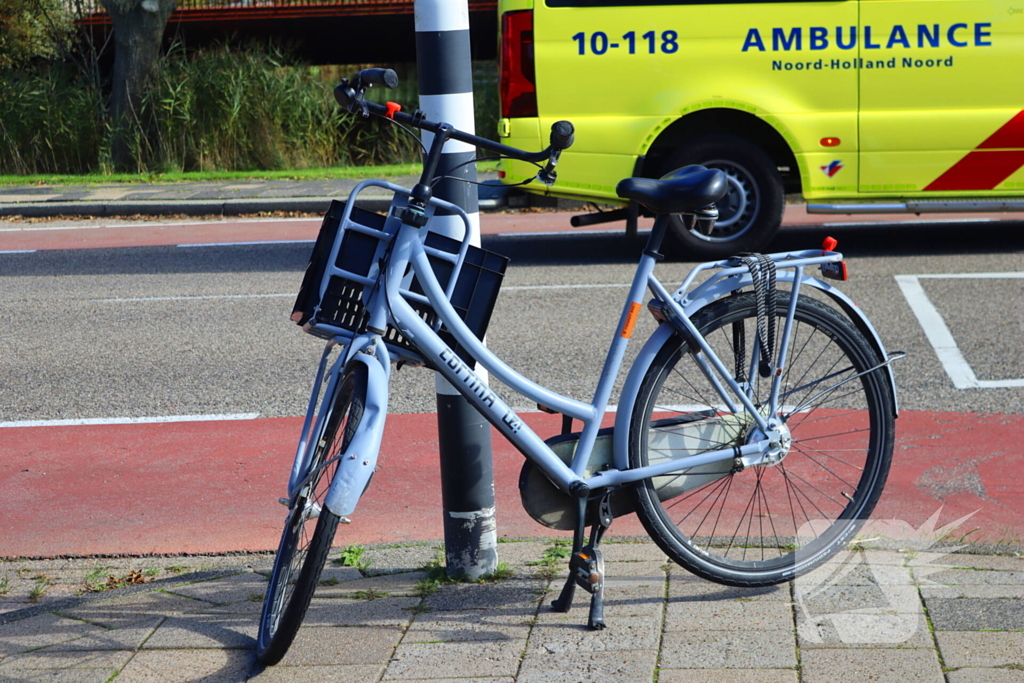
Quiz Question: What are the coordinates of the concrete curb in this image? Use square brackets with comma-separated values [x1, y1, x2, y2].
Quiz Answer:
[0, 195, 503, 219]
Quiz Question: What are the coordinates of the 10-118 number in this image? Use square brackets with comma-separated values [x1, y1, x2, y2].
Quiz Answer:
[572, 30, 679, 55]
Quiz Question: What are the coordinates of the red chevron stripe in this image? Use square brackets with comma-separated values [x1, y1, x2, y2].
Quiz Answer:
[978, 109, 1024, 149]
[924, 150, 1024, 192]
[925, 109, 1024, 191]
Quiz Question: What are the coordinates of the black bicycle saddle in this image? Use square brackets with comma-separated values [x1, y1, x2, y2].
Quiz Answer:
[615, 165, 727, 215]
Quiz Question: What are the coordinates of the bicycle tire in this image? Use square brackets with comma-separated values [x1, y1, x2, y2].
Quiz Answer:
[257, 362, 367, 665]
[629, 292, 893, 587]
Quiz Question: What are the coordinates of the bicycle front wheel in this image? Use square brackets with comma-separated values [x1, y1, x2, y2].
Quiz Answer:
[257, 363, 367, 665]
[629, 292, 894, 587]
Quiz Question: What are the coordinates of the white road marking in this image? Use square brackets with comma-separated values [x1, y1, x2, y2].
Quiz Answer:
[0, 413, 260, 429]
[0, 217, 318, 233]
[0, 250, 36, 254]
[92, 283, 631, 303]
[821, 217, 996, 228]
[94, 293, 294, 303]
[895, 272, 1024, 389]
[177, 239, 314, 248]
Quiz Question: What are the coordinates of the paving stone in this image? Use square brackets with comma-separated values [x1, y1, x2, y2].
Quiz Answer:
[921, 569, 1024, 585]
[248, 664, 386, 682]
[164, 572, 270, 605]
[57, 590, 216, 628]
[403, 610, 532, 643]
[945, 668, 1024, 683]
[377, 679, 513, 683]
[0, 668, 120, 682]
[313, 565, 369, 585]
[483, 542, 549, 567]
[115, 647, 256, 682]
[659, 630, 796, 669]
[796, 561, 914, 586]
[658, 669, 799, 683]
[528, 615, 660, 653]
[383, 639, 524, 679]
[0, 649, 133, 670]
[0, 613, 103, 656]
[302, 596, 419, 627]
[796, 610, 933, 648]
[925, 598, 1024, 630]
[669, 574, 790, 602]
[920, 585, 1024, 599]
[596, 542, 669, 563]
[274, 625, 402, 666]
[664, 601, 793, 631]
[423, 577, 545, 613]
[535, 592, 663, 622]
[794, 583, 923, 614]
[315, 571, 427, 598]
[39, 617, 163, 652]
[360, 545, 439, 576]
[800, 648, 945, 683]
[935, 631, 1024, 668]
[517, 648, 658, 683]
[862, 551, 918, 566]
[922, 554, 1024, 572]
[142, 613, 257, 649]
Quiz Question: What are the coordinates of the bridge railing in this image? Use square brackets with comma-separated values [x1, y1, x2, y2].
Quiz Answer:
[70, 0, 418, 15]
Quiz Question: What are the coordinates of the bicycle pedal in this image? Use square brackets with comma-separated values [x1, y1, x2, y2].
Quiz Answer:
[568, 546, 605, 595]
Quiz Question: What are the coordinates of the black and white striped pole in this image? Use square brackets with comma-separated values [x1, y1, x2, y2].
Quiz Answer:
[415, 0, 498, 579]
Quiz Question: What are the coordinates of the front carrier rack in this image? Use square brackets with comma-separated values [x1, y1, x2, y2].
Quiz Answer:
[292, 181, 508, 366]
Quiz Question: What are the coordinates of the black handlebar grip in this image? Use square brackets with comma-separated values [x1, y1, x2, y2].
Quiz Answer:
[355, 68, 399, 89]
[549, 121, 575, 151]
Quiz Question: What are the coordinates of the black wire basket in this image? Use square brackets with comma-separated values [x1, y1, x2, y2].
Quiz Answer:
[293, 199, 507, 366]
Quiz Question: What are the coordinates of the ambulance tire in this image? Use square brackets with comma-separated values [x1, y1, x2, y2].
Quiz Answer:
[661, 135, 785, 261]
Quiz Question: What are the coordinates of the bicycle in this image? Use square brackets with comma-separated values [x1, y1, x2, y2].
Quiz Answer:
[256, 68, 901, 665]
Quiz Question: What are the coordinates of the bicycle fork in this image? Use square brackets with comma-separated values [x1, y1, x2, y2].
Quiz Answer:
[318, 335, 391, 519]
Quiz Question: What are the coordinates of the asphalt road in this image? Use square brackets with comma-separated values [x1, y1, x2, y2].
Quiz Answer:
[1, 216, 1022, 423]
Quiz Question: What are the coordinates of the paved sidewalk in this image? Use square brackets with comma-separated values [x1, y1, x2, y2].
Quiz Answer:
[0, 175, 511, 218]
[1, 541, 1022, 682]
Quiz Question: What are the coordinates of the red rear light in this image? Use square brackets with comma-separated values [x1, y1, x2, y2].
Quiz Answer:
[500, 10, 537, 118]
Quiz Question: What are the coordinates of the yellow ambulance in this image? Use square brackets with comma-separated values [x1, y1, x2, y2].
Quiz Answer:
[497, 0, 1024, 258]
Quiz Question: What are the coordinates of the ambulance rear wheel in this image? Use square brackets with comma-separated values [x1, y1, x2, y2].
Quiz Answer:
[662, 135, 785, 260]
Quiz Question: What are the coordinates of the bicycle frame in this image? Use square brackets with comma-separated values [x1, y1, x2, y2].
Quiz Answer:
[307, 181, 896, 519]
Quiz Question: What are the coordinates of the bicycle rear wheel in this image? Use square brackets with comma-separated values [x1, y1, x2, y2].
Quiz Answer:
[629, 292, 894, 587]
[257, 362, 367, 665]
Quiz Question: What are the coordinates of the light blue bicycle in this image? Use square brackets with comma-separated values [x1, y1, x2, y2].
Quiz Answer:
[257, 69, 899, 665]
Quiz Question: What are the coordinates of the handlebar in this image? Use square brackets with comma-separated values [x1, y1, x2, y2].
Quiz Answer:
[333, 70, 573, 173]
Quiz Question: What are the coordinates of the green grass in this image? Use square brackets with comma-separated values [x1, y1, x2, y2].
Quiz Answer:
[0, 159, 500, 186]
[0, 163, 424, 186]
[332, 544, 371, 570]
[28, 575, 50, 602]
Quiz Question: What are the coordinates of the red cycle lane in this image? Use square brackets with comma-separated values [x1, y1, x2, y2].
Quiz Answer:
[1, 410, 1020, 558]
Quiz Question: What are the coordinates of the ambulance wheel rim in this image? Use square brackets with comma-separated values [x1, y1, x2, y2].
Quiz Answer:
[693, 159, 759, 241]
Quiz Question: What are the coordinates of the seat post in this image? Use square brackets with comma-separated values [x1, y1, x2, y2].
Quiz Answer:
[644, 214, 671, 259]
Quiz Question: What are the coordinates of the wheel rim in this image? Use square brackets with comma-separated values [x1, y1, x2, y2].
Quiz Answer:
[683, 159, 760, 243]
[640, 297, 885, 574]
[260, 370, 353, 647]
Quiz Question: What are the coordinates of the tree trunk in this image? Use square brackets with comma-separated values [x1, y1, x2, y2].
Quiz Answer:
[101, 0, 176, 171]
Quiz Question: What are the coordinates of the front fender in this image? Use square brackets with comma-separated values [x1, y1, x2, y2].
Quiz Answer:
[612, 271, 898, 469]
[322, 344, 390, 518]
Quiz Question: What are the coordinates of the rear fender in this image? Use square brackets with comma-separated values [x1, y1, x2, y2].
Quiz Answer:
[322, 340, 391, 518]
[612, 271, 898, 469]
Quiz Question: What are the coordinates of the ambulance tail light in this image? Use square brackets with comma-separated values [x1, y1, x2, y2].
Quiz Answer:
[500, 10, 537, 118]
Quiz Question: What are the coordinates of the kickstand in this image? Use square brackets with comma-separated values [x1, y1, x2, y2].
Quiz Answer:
[551, 487, 613, 630]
